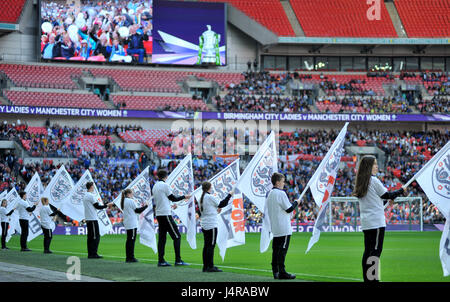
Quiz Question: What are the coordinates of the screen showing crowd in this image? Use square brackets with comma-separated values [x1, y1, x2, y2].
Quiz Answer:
[40, 0, 153, 64]
[40, 0, 226, 66]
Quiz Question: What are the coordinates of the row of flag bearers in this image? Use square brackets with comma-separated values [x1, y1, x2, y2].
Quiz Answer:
[0, 125, 449, 281]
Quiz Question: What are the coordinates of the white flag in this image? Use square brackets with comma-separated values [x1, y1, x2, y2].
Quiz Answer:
[193, 159, 242, 260]
[111, 166, 156, 253]
[4, 189, 20, 242]
[415, 141, 450, 221]
[112, 166, 152, 211]
[61, 170, 113, 236]
[260, 200, 273, 253]
[412, 141, 450, 276]
[440, 218, 450, 277]
[306, 122, 348, 253]
[139, 204, 157, 253]
[167, 154, 196, 249]
[42, 165, 75, 208]
[236, 131, 278, 213]
[24, 173, 44, 242]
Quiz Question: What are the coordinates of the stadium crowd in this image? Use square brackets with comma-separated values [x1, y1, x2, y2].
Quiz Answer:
[1, 119, 448, 227]
[214, 71, 449, 114]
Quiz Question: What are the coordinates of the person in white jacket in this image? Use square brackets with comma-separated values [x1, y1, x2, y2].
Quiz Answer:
[120, 189, 148, 263]
[266, 172, 298, 280]
[39, 197, 60, 254]
[16, 192, 38, 252]
[0, 199, 14, 250]
[353, 155, 406, 282]
[198, 181, 234, 273]
[83, 181, 110, 259]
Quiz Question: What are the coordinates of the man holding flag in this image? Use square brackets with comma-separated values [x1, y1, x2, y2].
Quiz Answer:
[153, 168, 191, 267]
[83, 181, 111, 259]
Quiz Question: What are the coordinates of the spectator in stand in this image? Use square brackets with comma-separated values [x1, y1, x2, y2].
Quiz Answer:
[126, 25, 147, 63]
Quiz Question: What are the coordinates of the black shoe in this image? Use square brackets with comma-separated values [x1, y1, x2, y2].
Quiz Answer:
[273, 272, 280, 279]
[278, 272, 296, 280]
[44, 250, 53, 254]
[21, 248, 32, 252]
[1, 247, 8, 250]
[206, 266, 223, 273]
[158, 261, 171, 267]
[126, 258, 139, 263]
[88, 254, 103, 259]
[174, 260, 189, 266]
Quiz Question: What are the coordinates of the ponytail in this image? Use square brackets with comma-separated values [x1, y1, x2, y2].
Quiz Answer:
[121, 189, 132, 210]
[199, 191, 206, 214]
[199, 181, 212, 214]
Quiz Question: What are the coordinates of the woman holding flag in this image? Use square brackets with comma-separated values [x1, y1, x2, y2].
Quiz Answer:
[120, 189, 148, 263]
[39, 197, 61, 254]
[353, 155, 407, 282]
[16, 192, 38, 252]
[0, 199, 14, 250]
[198, 181, 234, 273]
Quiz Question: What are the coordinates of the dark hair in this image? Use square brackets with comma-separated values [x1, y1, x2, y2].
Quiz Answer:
[157, 169, 168, 180]
[353, 155, 376, 198]
[41, 197, 49, 205]
[199, 182, 212, 214]
[120, 189, 132, 210]
[271, 172, 285, 186]
[86, 181, 94, 190]
[19, 191, 27, 199]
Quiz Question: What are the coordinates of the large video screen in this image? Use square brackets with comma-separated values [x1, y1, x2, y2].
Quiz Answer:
[39, 0, 227, 66]
[40, 0, 153, 63]
[151, 0, 226, 66]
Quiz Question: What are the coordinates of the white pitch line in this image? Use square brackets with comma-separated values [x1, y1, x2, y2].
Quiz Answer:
[6, 246, 362, 282]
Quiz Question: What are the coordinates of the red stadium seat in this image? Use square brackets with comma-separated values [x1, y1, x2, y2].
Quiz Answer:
[0, 0, 27, 23]
[395, 0, 450, 38]
[289, 0, 397, 37]
[198, 0, 295, 36]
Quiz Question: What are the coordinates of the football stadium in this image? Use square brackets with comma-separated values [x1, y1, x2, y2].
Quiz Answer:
[0, 0, 448, 286]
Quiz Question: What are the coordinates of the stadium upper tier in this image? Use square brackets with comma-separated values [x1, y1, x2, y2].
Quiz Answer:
[0, 0, 27, 23]
[199, 0, 449, 38]
[0, 64, 448, 113]
[199, 0, 296, 36]
[290, 0, 397, 38]
[394, 0, 450, 38]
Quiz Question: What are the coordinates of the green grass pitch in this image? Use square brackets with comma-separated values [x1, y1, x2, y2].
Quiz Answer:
[0, 232, 448, 282]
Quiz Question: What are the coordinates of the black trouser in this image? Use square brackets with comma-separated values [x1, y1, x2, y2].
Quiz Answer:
[19, 219, 29, 249]
[362, 227, 385, 282]
[42, 227, 52, 252]
[86, 220, 101, 257]
[156, 215, 181, 263]
[1, 222, 8, 248]
[272, 235, 291, 275]
[202, 227, 217, 271]
[126, 228, 137, 260]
